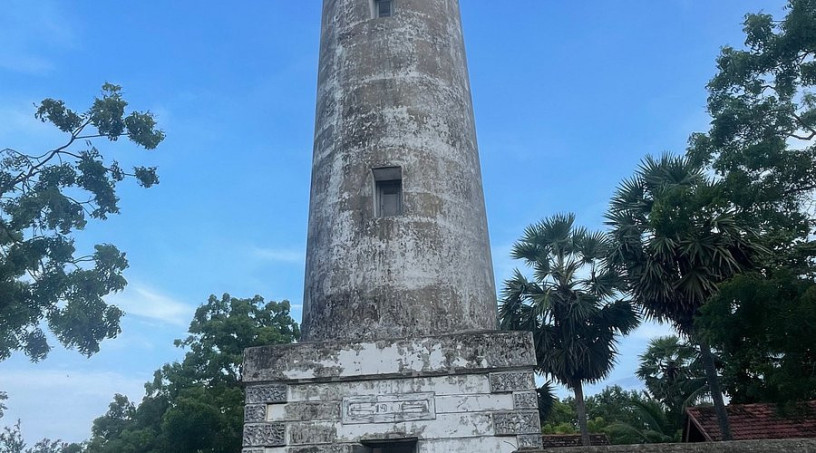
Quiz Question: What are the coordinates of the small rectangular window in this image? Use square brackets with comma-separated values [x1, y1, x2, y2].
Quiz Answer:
[373, 167, 402, 217]
[375, 0, 392, 18]
[364, 440, 416, 453]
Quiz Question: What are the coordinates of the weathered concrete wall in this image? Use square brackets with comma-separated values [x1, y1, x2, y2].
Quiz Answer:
[526, 439, 816, 453]
[243, 331, 535, 383]
[242, 332, 542, 452]
[302, 0, 496, 341]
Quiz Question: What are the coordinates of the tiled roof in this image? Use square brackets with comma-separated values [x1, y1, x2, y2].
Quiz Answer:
[685, 401, 816, 441]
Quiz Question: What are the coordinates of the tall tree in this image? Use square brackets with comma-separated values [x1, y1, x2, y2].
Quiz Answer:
[85, 294, 299, 453]
[685, 0, 816, 408]
[637, 336, 707, 428]
[500, 213, 639, 446]
[0, 83, 164, 361]
[688, 0, 816, 254]
[697, 270, 816, 406]
[606, 154, 763, 441]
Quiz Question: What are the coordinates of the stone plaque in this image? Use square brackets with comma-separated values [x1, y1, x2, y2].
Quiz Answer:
[242, 423, 285, 447]
[517, 434, 544, 450]
[285, 402, 341, 421]
[244, 404, 267, 423]
[290, 423, 336, 445]
[489, 371, 534, 394]
[513, 391, 538, 410]
[342, 393, 435, 424]
[246, 384, 287, 404]
[289, 446, 364, 453]
[492, 412, 541, 436]
[242, 449, 264, 453]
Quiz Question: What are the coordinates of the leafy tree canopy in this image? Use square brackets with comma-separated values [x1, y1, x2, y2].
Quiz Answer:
[85, 294, 299, 453]
[688, 0, 816, 260]
[683, 0, 816, 408]
[698, 270, 816, 406]
[0, 83, 164, 361]
[0, 421, 81, 453]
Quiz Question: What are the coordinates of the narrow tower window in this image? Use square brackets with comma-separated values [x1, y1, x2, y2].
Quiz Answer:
[373, 167, 402, 217]
[375, 0, 393, 18]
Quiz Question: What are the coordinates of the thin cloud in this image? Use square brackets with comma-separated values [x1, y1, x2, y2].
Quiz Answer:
[630, 320, 677, 340]
[252, 247, 305, 264]
[0, 369, 145, 443]
[107, 285, 195, 327]
[0, 1, 76, 75]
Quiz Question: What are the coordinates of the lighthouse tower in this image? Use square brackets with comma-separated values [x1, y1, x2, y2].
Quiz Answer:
[301, 0, 496, 342]
[242, 2, 541, 452]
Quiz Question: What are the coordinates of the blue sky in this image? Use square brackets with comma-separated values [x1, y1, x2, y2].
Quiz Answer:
[0, 0, 786, 445]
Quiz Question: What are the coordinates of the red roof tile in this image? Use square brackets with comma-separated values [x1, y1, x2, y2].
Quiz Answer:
[685, 401, 816, 442]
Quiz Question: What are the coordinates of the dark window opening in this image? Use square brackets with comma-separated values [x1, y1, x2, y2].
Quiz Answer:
[373, 167, 402, 217]
[363, 439, 416, 453]
[375, 0, 392, 18]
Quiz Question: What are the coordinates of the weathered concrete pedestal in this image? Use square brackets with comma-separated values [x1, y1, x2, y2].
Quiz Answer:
[242, 331, 542, 453]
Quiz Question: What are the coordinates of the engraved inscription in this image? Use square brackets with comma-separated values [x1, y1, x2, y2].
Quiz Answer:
[286, 402, 341, 421]
[493, 412, 541, 435]
[289, 446, 357, 453]
[244, 404, 267, 423]
[246, 384, 287, 404]
[342, 393, 435, 424]
[489, 371, 534, 394]
[242, 449, 264, 453]
[517, 434, 544, 450]
[242, 423, 285, 447]
[513, 391, 538, 410]
[289, 423, 336, 445]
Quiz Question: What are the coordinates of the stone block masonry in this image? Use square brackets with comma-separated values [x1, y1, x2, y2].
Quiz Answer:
[242, 331, 542, 453]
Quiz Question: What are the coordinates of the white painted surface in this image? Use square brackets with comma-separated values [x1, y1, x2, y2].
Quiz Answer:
[434, 393, 514, 413]
[288, 374, 491, 402]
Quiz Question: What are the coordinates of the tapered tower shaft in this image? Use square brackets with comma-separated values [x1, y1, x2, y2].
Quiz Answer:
[302, 0, 496, 341]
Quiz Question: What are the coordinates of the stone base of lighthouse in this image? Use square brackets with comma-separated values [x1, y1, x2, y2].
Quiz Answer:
[241, 331, 543, 453]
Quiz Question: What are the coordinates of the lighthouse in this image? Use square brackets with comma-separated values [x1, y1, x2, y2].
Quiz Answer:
[242, 2, 541, 451]
[301, 0, 497, 341]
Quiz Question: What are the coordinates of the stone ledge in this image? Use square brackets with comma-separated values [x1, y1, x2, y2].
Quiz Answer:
[243, 330, 535, 383]
[518, 439, 816, 453]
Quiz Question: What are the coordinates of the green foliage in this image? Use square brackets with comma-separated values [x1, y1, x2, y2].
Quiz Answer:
[536, 382, 557, 423]
[604, 399, 678, 444]
[637, 336, 707, 427]
[682, 0, 816, 408]
[0, 421, 80, 453]
[0, 421, 24, 453]
[606, 153, 765, 441]
[698, 270, 816, 405]
[500, 213, 639, 445]
[0, 83, 164, 362]
[541, 397, 577, 434]
[542, 386, 680, 445]
[606, 154, 762, 333]
[85, 294, 299, 453]
[688, 0, 816, 252]
[584, 386, 650, 429]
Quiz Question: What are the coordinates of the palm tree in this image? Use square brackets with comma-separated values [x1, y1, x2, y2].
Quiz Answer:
[499, 213, 640, 446]
[605, 154, 764, 441]
[605, 398, 679, 444]
[637, 336, 707, 428]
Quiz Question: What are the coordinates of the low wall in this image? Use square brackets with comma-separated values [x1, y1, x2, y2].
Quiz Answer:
[523, 439, 816, 453]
